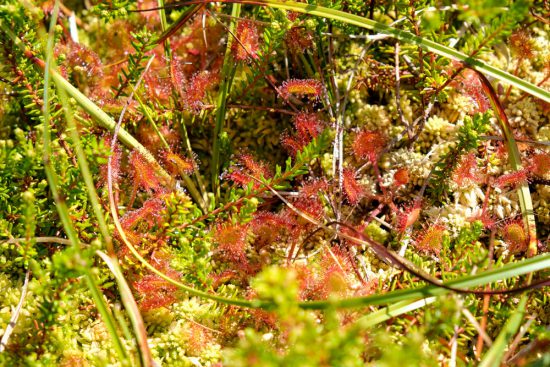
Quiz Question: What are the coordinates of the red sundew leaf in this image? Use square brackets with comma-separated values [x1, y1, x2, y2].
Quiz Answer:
[281, 133, 306, 156]
[120, 198, 165, 231]
[214, 223, 249, 265]
[528, 152, 550, 179]
[495, 169, 529, 189]
[285, 27, 314, 53]
[133, 273, 179, 311]
[509, 29, 535, 59]
[455, 69, 490, 114]
[238, 153, 272, 179]
[162, 151, 197, 177]
[393, 167, 410, 186]
[226, 153, 272, 188]
[183, 71, 217, 112]
[299, 178, 329, 198]
[294, 112, 323, 140]
[342, 168, 364, 205]
[280, 79, 323, 100]
[396, 201, 422, 233]
[501, 219, 529, 253]
[413, 224, 447, 256]
[352, 130, 386, 163]
[452, 152, 481, 186]
[250, 211, 294, 247]
[292, 196, 325, 222]
[129, 151, 164, 193]
[231, 20, 260, 62]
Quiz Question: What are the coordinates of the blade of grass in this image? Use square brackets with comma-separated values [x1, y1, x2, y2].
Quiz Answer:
[97, 250, 155, 367]
[474, 70, 538, 257]
[211, 3, 240, 203]
[479, 295, 527, 367]
[354, 297, 437, 329]
[39, 2, 130, 364]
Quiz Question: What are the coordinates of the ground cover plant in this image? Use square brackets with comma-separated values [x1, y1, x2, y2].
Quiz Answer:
[0, 0, 549, 365]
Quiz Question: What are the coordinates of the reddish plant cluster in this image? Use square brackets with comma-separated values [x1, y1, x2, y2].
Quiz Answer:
[352, 129, 386, 163]
[161, 151, 197, 178]
[213, 222, 250, 266]
[226, 153, 273, 189]
[494, 169, 529, 189]
[232, 20, 260, 62]
[454, 68, 490, 114]
[452, 152, 481, 186]
[413, 224, 447, 256]
[285, 27, 314, 53]
[528, 151, 550, 179]
[393, 167, 410, 186]
[500, 219, 528, 254]
[281, 112, 324, 156]
[395, 200, 422, 233]
[183, 71, 218, 112]
[133, 251, 182, 311]
[279, 79, 323, 100]
[342, 168, 365, 205]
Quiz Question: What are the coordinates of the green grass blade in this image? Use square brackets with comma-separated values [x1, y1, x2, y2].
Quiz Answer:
[355, 297, 437, 329]
[479, 295, 527, 367]
[39, 2, 130, 364]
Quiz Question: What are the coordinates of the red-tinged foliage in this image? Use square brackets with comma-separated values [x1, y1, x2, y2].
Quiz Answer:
[280, 79, 323, 100]
[393, 167, 410, 186]
[285, 27, 314, 53]
[495, 169, 529, 189]
[318, 247, 354, 296]
[162, 151, 197, 177]
[245, 290, 278, 329]
[528, 152, 550, 179]
[136, 122, 180, 154]
[396, 201, 422, 233]
[294, 247, 355, 301]
[97, 135, 122, 188]
[184, 323, 214, 356]
[226, 153, 272, 189]
[133, 251, 181, 310]
[282, 113, 324, 156]
[250, 211, 293, 249]
[509, 29, 535, 59]
[299, 178, 329, 198]
[128, 150, 165, 193]
[290, 196, 325, 223]
[136, 0, 160, 22]
[120, 198, 165, 231]
[280, 133, 304, 157]
[294, 112, 323, 140]
[214, 223, 250, 266]
[352, 129, 386, 163]
[57, 42, 105, 99]
[501, 219, 528, 254]
[342, 168, 364, 205]
[414, 224, 447, 256]
[295, 264, 329, 300]
[133, 271, 180, 311]
[452, 152, 481, 186]
[183, 71, 217, 112]
[454, 68, 490, 114]
[232, 20, 260, 62]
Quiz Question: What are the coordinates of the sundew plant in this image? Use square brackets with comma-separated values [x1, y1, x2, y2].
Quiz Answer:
[0, 0, 549, 366]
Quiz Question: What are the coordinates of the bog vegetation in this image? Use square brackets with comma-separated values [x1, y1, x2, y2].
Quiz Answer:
[0, 0, 549, 366]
